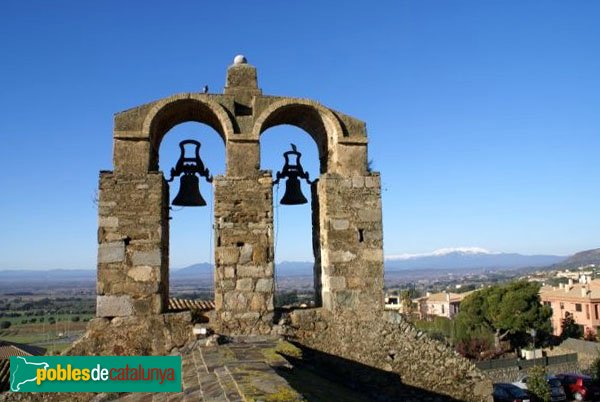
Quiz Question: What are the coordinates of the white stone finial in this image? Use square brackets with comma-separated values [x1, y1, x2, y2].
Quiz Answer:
[233, 55, 247, 65]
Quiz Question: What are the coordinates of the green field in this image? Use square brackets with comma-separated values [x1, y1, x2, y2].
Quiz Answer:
[0, 320, 89, 354]
[0, 295, 95, 355]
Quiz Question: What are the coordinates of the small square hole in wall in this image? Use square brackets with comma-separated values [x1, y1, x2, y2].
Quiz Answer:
[358, 229, 364, 243]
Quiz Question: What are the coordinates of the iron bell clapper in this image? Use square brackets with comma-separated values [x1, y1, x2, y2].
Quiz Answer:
[167, 139, 213, 207]
[273, 144, 313, 205]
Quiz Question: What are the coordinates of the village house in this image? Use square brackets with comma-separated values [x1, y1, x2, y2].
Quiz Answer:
[540, 277, 600, 337]
[415, 291, 471, 319]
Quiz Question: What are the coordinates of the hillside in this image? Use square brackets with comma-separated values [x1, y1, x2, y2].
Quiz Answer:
[552, 247, 600, 269]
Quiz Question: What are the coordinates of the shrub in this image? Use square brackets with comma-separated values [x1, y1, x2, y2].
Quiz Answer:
[455, 337, 492, 360]
[0, 320, 11, 329]
[584, 328, 597, 342]
[591, 353, 600, 381]
[528, 365, 551, 402]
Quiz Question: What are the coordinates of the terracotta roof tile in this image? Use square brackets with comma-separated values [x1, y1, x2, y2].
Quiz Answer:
[168, 298, 215, 311]
[0, 341, 46, 392]
[540, 280, 600, 301]
[0, 359, 9, 392]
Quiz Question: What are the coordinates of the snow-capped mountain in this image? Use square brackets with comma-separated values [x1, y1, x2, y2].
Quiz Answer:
[385, 247, 565, 271]
[388, 247, 499, 260]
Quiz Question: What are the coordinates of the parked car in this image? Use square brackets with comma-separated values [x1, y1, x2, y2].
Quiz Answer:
[555, 373, 600, 401]
[512, 374, 567, 402]
[493, 383, 531, 402]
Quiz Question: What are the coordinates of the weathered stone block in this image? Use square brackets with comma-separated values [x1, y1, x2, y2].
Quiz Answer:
[352, 176, 365, 188]
[236, 278, 254, 291]
[328, 276, 347, 290]
[238, 312, 260, 321]
[217, 247, 240, 265]
[131, 294, 163, 315]
[224, 266, 235, 278]
[113, 139, 151, 174]
[329, 250, 356, 263]
[131, 249, 161, 266]
[252, 247, 267, 264]
[236, 265, 261, 277]
[127, 265, 155, 282]
[98, 242, 125, 264]
[99, 216, 119, 228]
[97, 295, 133, 317]
[255, 278, 273, 293]
[220, 280, 235, 291]
[249, 293, 266, 310]
[334, 290, 359, 309]
[358, 209, 381, 222]
[365, 175, 380, 188]
[331, 219, 350, 231]
[363, 249, 384, 262]
[239, 243, 253, 264]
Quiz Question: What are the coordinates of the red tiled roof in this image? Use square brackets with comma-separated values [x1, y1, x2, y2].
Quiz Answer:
[168, 298, 215, 311]
[0, 359, 9, 392]
[0, 341, 46, 360]
[0, 341, 46, 392]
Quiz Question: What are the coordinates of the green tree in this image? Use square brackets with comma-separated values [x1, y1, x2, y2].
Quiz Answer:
[560, 312, 583, 340]
[455, 281, 552, 349]
[528, 365, 551, 402]
[0, 320, 11, 329]
[400, 290, 417, 318]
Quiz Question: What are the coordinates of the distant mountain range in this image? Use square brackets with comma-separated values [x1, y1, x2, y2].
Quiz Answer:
[0, 269, 95, 282]
[2, 247, 599, 282]
[171, 261, 313, 279]
[385, 247, 566, 271]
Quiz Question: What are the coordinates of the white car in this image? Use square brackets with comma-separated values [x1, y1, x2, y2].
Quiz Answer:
[512, 374, 567, 402]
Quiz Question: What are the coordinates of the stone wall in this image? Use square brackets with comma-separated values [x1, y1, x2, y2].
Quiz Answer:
[285, 309, 493, 402]
[317, 173, 384, 316]
[213, 173, 275, 334]
[66, 312, 194, 356]
[482, 360, 580, 383]
[96, 171, 169, 317]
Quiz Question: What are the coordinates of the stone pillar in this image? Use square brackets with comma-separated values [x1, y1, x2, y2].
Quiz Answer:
[318, 173, 384, 317]
[213, 172, 275, 334]
[96, 172, 169, 317]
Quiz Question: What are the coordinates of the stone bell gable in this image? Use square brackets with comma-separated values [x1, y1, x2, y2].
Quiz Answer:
[87, 56, 493, 401]
[96, 56, 384, 334]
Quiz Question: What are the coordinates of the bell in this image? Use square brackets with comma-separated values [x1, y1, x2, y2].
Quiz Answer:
[280, 176, 308, 205]
[273, 143, 313, 206]
[172, 174, 206, 207]
[167, 139, 213, 208]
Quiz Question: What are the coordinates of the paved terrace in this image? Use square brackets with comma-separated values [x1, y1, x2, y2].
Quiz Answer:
[116, 336, 304, 402]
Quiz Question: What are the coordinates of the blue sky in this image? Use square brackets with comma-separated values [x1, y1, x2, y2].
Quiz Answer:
[0, 1, 598, 270]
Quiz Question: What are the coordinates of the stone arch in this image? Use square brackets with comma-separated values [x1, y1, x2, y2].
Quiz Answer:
[253, 99, 344, 174]
[142, 94, 234, 171]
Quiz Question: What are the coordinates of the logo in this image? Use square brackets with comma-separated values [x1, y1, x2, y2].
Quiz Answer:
[10, 356, 181, 392]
